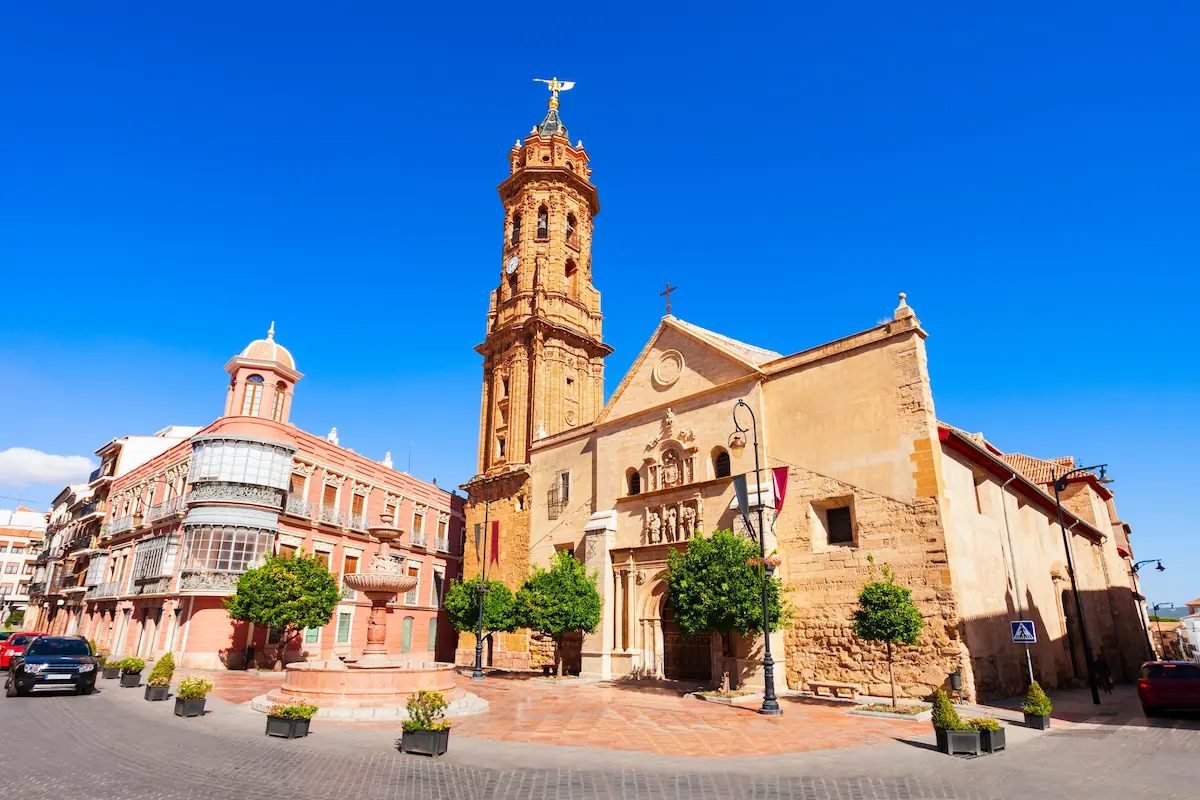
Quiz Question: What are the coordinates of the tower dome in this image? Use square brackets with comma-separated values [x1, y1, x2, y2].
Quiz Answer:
[238, 322, 296, 370]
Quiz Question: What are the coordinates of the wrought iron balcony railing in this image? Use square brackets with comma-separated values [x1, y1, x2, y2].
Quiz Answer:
[284, 496, 313, 518]
[86, 581, 121, 599]
[349, 512, 369, 531]
[410, 532, 428, 548]
[317, 504, 344, 527]
[435, 536, 450, 553]
[102, 515, 135, 537]
[148, 495, 187, 521]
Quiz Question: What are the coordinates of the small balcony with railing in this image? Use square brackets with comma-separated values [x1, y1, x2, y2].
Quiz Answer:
[435, 535, 450, 553]
[148, 495, 187, 523]
[27, 580, 47, 596]
[86, 581, 122, 600]
[101, 515, 136, 538]
[410, 531, 429, 549]
[78, 499, 105, 521]
[317, 503, 345, 527]
[284, 496, 313, 519]
[88, 462, 115, 486]
[349, 512, 370, 531]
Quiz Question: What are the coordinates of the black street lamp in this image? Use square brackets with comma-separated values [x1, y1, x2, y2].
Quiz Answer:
[1050, 464, 1113, 706]
[729, 399, 781, 717]
[1131, 560, 1166, 659]
[469, 487, 492, 681]
[1152, 602, 1176, 660]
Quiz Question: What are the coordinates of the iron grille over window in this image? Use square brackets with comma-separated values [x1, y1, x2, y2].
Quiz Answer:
[132, 535, 179, 580]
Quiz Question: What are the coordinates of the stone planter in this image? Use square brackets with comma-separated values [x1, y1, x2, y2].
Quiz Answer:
[101, 667, 121, 680]
[935, 728, 981, 756]
[174, 698, 206, 717]
[1024, 712, 1050, 730]
[979, 727, 1006, 753]
[265, 716, 312, 739]
[144, 684, 170, 701]
[400, 728, 450, 757]
[119, 672, 141, 688]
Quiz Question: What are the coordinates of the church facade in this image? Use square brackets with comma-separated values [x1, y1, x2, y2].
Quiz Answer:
[460, 91, 1148, 702]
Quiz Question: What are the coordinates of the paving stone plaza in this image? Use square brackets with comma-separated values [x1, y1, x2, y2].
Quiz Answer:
[3, 674, 1196, 800]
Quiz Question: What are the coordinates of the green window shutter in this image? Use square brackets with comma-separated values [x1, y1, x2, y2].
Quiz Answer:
[401, 617, 413, 653]
[427, 618, 438, 651]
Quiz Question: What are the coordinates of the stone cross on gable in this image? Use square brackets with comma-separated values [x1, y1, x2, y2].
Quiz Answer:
[660, 281, 677, 315]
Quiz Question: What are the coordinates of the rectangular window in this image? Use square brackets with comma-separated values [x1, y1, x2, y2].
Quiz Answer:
[290, 475, 306, 497]
[267, 626, 280, 645]
[314, 551, 330, 570]
[432, 571, 444, 606]
[496, 438, 506, 459]
[4, 564, 16, 574]
[405, 565, 419, 606]
[351, 494, 365, 516]
[827, 507, 854, 544]
[559, 471, 570, 503]
[0, 543, 7, 553]
[323, 485, 338, 506]
[9, 545, 24, 555]
[412, 512, 424, 534]
[336, 611, 352, 643]
[304, 626, 320, 644]
[277, 543, 297, 559]
[343, 554, 359, 576]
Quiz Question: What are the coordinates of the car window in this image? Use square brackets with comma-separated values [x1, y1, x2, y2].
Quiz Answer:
[8, 634, 37, 647]
[1143, 664, 1200, 680]
[24, 638, 91, 657]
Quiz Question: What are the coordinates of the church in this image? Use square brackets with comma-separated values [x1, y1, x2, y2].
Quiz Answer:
[459, 85, 1148, 702]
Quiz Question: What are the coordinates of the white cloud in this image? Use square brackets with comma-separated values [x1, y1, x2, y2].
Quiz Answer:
[0, 447, 96, 486]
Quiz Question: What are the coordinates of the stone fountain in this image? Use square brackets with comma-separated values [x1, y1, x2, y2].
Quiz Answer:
[251, 512, 488, 721]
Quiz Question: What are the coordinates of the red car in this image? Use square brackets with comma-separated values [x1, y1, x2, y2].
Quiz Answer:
[1, 632, 47, 669]
[1138, 661, 1200, 716]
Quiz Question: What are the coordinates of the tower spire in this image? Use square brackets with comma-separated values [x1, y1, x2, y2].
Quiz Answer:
[532, 77, 575, 138]
[267, 320, 276, 340]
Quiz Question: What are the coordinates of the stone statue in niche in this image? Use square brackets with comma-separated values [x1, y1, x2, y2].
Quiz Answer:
[661, 449, 681, 488]
[666, 507, 678, 542]
[681, 504, 696, 540]
[647, 510, 662, 544]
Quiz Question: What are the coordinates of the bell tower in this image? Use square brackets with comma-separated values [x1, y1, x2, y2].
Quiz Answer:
[458, 82, 611, 670]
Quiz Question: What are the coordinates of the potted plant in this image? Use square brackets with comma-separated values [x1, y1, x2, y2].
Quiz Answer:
[400, 690, 451, 757]
[1022, 680, 1052, 730]
[119, 657, 145, 688]
[174, 676, 213, 717]
[931, 689, 980, 755]
[144, 653, 174, 701]
[265, 703, 317, 739]
[967, 717, 1006, 753]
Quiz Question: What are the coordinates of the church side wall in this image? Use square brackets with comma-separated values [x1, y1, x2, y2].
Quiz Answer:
[762, 331, 965, 700]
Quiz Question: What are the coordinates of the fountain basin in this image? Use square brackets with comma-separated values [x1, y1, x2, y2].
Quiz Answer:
[343, 572, 417, 594]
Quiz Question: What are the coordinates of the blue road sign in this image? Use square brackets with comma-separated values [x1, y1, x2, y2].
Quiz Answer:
[1011, 620, 1037, 643]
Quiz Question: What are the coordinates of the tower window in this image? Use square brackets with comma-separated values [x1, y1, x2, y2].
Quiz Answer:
[507, 273, 518, 298]
[497, 437, 506, 459]
[627, 469, 641, 496]
[827, 506, 854, 545]
[566, 213, 577, 245]
[714, 449, 731, 479]
[537, 205, 549, 239]
[272, 382, 287, 422]
[565, 259, 578, 297]
[510, 212, 522, 245]
[565, 375, 574, 397]
[241, 375, 264, 416]
[501, 377, 510, 397]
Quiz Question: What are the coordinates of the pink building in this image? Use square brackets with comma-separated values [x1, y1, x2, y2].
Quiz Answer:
[71, 326, 464, 669]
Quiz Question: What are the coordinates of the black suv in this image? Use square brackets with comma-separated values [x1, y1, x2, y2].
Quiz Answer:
[6, 636, 98, 696]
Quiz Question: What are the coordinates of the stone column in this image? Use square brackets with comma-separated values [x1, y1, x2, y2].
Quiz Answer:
[614, 570, 625, 652]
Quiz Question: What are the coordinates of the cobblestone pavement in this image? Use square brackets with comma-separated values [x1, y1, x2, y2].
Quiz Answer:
[2, 679, 1197, 800]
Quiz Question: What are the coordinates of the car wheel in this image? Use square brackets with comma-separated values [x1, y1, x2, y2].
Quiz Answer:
[1142, 705, 1158, 718]
[77, 684, 94, 696]
[5, 680, 22, 698]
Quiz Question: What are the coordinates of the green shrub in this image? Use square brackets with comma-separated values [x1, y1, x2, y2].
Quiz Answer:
[119, 657, 145, 674]
[88, 639, 99, 656]
[267, 703, 318, 720]
[402, 689, 450, 732]
[967, 717, 1001, 732]
[147, 653, 175, 687]
[176, 676, 213, 701]
[1022, 681, 1052, 716]
[930, 689, 966, 731]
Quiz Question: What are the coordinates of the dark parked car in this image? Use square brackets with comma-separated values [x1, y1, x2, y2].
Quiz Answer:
[1138, 661, 1200, 716]
[5, 636, 98, 696]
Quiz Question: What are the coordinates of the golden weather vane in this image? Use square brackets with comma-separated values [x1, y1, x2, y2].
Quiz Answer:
[533, 77, 575, 109]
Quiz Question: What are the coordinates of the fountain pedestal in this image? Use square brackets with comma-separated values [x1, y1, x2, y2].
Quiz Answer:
[253, 513, 488, 721]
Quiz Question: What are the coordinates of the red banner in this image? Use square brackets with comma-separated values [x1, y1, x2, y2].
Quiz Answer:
[772, 466, 789, 513]
[490, 520, 500, 566]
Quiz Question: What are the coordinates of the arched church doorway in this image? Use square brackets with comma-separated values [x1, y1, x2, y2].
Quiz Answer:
[661, 605, 711, 681]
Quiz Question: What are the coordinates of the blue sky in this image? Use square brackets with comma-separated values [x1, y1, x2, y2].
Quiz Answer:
[0, 3, 1195, 607]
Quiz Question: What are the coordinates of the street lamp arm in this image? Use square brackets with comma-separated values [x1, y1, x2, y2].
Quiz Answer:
[1052, 464, 1109, 491]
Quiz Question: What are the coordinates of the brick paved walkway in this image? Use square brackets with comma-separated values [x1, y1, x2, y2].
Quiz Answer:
[9, 672, 1189, 799]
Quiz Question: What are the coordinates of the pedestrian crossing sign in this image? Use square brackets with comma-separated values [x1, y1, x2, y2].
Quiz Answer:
[1011, 620, 1037, 643]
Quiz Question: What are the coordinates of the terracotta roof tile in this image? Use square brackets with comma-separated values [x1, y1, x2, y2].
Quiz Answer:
[999, 453, 1076, 485]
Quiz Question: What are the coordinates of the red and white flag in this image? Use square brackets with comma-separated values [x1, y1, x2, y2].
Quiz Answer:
[772, 466, 789, 513]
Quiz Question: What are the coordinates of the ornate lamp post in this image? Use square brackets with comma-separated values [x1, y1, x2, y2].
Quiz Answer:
[1050, 463, 1113, 706]
[1152, 602, 1176, 660]
[1131, 560, 1166, 658]
[729, 399, 781, 716]
[469, 487, 492, 681]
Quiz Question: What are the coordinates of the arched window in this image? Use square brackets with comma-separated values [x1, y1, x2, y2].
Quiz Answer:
[566, 213, 577, 244]
[537, 205, 549, 239]
[510, 212, 521, 245]
[507, 272, 518, 299]
[564, 259, 578, 297]
[713, 449, 731, 479]
[271, 382, 287, 422]
[241, 375, 264, 416]
[627, 469, 641, 496]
